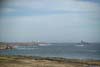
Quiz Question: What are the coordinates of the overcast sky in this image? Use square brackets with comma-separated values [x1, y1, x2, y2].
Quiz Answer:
[0, 0, 100, 42]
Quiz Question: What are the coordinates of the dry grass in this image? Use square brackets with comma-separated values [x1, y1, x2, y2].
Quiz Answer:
[0, 56, 100, 67]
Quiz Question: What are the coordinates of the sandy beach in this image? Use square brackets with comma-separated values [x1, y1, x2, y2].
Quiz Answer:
[0, 56, 100, 67]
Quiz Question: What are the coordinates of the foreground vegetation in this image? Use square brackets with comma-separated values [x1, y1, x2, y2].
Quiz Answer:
[0, 55, 100, 67]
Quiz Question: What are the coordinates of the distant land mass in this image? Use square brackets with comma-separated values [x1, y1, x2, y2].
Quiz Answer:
[0, 41, 100, 50]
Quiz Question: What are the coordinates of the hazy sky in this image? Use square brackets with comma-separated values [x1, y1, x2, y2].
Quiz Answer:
[0, 0, 100, 42]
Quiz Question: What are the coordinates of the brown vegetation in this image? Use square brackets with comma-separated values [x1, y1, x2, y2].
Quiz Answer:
[0, 56, 100, 67]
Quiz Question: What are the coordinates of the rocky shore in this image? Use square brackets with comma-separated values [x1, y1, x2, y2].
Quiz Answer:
[0, 45, 13, 50]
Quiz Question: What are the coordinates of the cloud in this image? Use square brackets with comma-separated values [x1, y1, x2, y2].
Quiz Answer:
[0, 13, 100, 42]
[0, 8, 16, 13]
[77, 0, 100, 3]
[3, 0, 100, 12]
[0, 0, 100, 42]
[0, 0, 99, 17]
[1, 0, 100, 26]
[1, 12, 99, 29]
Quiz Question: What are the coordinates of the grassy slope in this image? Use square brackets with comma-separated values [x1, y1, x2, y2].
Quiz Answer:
[0, 56, 100, 67]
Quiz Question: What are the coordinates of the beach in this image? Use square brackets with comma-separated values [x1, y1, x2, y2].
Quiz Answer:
[0, 55, 100, 67]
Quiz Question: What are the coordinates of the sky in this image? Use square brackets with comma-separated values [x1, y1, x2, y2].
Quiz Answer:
[0, 0, 100, 42]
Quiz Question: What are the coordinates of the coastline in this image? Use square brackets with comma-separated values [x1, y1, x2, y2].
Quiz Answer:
[0, 55, 100, 67]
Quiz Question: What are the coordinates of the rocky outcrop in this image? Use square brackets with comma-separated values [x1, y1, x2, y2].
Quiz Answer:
[0, 45, 13, 50]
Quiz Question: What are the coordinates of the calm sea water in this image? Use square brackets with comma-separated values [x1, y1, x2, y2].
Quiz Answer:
[0, 43, 100, 60]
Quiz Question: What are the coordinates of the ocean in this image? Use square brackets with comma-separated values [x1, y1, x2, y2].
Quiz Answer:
[0, 43, 100, 60]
